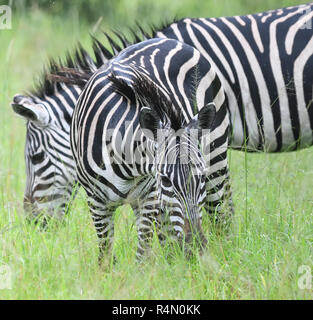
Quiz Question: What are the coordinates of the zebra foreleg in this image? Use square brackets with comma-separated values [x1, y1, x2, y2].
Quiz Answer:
[206, 168, 234, 231]
[134, 194, 162, 260]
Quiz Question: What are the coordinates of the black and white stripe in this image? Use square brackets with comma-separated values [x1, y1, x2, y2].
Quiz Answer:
[11, 87, 79, 220]
[67, 38, 230, 257]
[156, 3, 313, 151]
[11, 48, 105, 220]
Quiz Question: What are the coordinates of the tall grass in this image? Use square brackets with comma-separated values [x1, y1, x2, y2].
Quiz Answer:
[0, 1, 312, 299]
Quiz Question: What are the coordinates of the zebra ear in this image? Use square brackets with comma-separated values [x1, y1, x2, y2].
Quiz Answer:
[139, 107, 161, 141]
[187, 103, 216, 134]
[11, 95, 49, 125]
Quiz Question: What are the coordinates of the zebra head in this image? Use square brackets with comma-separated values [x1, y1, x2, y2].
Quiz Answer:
[137, 82, 216, 251]
[107, 38, 222, 251]
[143, 103, 216, 247]
[11, 42, 111, 222]
[11, 89, 78, 221]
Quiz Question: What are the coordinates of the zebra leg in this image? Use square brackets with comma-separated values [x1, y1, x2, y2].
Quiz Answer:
[206, 166, 234, 230]
[135, 194, 188, 259]
[134, 190, 161, 260]
[135, 210, 160, 259]
[88, 200, 118, 265]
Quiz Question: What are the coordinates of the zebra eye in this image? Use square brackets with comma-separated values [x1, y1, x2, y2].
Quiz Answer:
[162, 177, 172, 188]
[30, 151, 45, 165]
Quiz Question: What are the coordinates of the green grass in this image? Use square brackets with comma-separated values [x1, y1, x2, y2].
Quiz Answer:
[0, 1, 313, 299]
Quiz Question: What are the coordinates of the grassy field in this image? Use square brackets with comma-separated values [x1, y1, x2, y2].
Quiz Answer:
[0, 0, 313, 299]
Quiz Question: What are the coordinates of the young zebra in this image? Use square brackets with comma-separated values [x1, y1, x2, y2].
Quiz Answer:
[12, 3, 313, 221]
[57, 38, 230, 258]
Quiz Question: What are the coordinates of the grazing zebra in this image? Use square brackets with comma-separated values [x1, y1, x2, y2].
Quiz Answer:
[56, 38, 230, 258]
[12, 3, 313, 221]
[11, 89, 78, 221]
[11, 48, 107, 220]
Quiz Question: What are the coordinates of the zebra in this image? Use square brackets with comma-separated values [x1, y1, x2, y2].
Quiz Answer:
[12, 3, 313, 221]
[11, 47, 107, 222]
[54, 37, 230, 258]
[154, 3, 313, 152]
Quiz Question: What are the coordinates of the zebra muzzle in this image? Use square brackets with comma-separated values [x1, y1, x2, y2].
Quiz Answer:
[183, 218, 208, 255]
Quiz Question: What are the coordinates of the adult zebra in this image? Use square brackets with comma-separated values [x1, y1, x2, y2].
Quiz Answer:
[11, 3, 313, 220]
[11, 47, 107, 221]
[155, 2, 313, 151]
[60, 38, 229, 258]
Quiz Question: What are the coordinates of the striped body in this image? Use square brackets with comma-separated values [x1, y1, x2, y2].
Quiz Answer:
[70, 38, 230, 257]
[156, 3, 313, 151]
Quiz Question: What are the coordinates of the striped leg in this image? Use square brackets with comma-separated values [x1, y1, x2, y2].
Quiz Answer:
[88, 199, 118, 264]
[134, 188, 161, 259]
[158, 200, 185, 246]
[206, 166, 234, 229]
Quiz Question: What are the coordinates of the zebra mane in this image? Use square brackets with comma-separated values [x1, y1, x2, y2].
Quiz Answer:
[30, 43, 97, 98]
[110, 70, 184, 130]
[30, 18, 180, 99]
